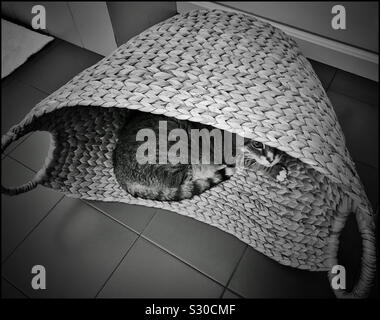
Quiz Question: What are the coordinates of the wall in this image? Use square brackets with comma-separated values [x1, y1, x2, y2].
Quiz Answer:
[1, 1, 117, 56]
[219, 1, 378, 53]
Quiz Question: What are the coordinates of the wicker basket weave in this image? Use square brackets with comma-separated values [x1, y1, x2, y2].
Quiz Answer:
[1, 9, 376, 298]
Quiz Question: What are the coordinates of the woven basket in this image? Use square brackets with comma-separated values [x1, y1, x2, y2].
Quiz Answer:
[1, 9, 376, 298]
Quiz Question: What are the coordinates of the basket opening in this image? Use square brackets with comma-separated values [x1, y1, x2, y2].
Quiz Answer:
[1, 131, 55, 195]
[17, 131, 54, 173]
[337, 212, 363, 292]
[119, 109, 284, 167]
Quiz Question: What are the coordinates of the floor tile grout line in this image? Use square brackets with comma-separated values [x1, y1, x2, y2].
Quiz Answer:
[1, 77, 16, 89]
[83, 200, 141, 236]
[2, 276, 30, 299]
[142, 209, 158, 233]
[326, 69, 379, 107]
[219, 244, 248, 299]
[93, 208, 157, 298]
[11, 76, 52, 96]
[6, 41, 102, 96]
[327, 87, 378, 108]
[84, 200, 160, 236]
[140, 209, 159, 235]
[6, 154, 38, 173]
[139, 233, 227, 289]
[1, 195, 65, 265]
[139, 210, 244, 289]
[326, 69, 337, 91]
[94, 234, 141, 298]
[2, 38, 62, 90]
[223, 288, 244, 299]
[220, 286, 244, 299]
[355, 159, 379, 171]
[3, 38, 61, 75]
[66, 3, 85, 48]
[5, 75, 52, 96]
[1, 133, 31, 157]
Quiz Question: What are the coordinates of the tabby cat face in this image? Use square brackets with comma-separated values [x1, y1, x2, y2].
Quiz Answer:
[243, 141, 281, 167]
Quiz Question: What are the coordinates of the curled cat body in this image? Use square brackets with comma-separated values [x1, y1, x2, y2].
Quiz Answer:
[113, 111, 285, 201]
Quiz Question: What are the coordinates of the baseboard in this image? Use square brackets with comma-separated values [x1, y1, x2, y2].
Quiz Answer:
[176, 1, 379, 82]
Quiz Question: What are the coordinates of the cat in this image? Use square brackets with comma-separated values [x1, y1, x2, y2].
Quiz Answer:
[239, 139, 288, 181]
[113, 111, 287, 201]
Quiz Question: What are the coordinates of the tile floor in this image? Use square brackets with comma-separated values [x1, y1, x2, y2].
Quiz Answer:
[1, 39, 378, 298]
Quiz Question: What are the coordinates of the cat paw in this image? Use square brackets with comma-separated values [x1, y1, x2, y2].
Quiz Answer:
[225, 166, 236, 176]
[215, 164, 227, 170]
[276, 167, 288, 182]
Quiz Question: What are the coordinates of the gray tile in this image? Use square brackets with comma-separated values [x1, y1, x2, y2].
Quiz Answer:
[1, 278, 27, 299]
[328, 91, 378, 168]
[10, 3, 82, 47]
[8, 1, 82, 46]
[68, 2, 117, 56]
[85, 201, 156, 234]
[11, 40, 102, 94]
[1, 79, 47, 135]
[222, 289, 242, 299]
[228, 247, 334, 298]
[107, 2, 177, 46]
[308, 59, 336, 90]
[1, 2, 15, 20]
[9, 131, 53, 172]
[355, 162, 378, 209]
[2, 196, 138, 298]
[329, 70, 378, 107]
[98, 237, 223, 298]
[7, 2, 48, 31]
[1, 157, 63, 261]
[1, 69, 18, 89]
[37, 2, 83, 47]
[1, 134, 31, 159]
[143, 209, 246, 285]
[1, 38, 60, 88]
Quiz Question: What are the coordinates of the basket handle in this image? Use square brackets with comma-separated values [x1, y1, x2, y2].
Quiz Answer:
[1, 130, 43, 195]
[328, 196, 377, 298]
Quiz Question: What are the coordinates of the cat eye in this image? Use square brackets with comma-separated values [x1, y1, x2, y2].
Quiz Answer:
[252, 141, 263, 149]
